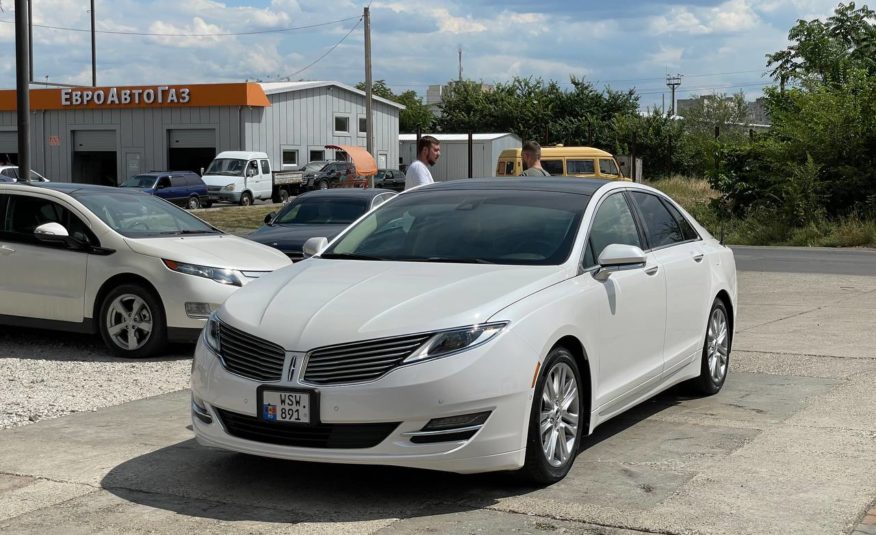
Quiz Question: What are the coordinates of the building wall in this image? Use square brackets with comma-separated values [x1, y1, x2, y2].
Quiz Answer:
[0, 106, 241, 182]
[243, 86, 400, 172]
[400, 135, 521, 181]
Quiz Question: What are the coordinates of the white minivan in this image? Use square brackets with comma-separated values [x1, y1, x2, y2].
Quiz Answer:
[202, 151, 273, 206]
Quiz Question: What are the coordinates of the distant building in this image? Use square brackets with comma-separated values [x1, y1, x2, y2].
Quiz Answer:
[425, 82, 495, 118]
[676, 95, 771, 126]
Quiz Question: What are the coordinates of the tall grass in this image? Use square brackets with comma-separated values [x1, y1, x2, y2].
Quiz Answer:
[646, 177, 876, 248]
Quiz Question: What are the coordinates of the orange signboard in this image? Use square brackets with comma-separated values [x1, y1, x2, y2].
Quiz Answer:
[0, 83, 271, 112]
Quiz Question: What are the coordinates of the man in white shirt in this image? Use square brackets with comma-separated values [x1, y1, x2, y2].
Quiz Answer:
[404, 135, 441, 190]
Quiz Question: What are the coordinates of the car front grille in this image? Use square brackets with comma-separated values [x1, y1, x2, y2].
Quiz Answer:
[302, 333, 432, 385]
[207, 185, 222, 193]
[216, 408, 399, 448]
[218, 322, 286, 381]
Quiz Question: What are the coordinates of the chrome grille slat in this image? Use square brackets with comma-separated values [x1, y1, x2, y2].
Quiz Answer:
[218, 322, 285, 381]
[303, 333, 431, 385]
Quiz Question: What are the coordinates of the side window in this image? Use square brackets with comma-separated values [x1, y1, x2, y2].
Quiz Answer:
[584, 193, 642, 268]
[309, 150, 325, 162]
[156, 176, 171, 188]
[247, 161, 259, 176]
[541, 159, 564, 175]
[630, 191, 685, 248]
[282, 149, 298, 167]
[662, 199, 700, 241]
[169, 175, 185, 187]
[1, 195, 95, 246]
[567, 159, 596, 175]
[260, 160, 271, 175]
[1, 168, 18, 179]
[599, 159, 619, 176]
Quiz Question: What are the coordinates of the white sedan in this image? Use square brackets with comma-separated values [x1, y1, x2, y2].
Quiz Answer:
[0, 182, 290, 358]
[191, 178, 736, 484]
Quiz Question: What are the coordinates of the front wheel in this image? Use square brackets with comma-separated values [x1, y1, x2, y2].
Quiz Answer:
[98, 284, 167, 358]
[520, 347, 583, 485]
[240, 192, 253, 206]
[688, 298, 731, 395]
[317, 180, 328, 190]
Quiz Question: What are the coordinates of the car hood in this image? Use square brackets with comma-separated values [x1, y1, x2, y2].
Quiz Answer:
[247, 224, 349, 251]
[124, 234, 291, 270]
[221, 259, 568, 351]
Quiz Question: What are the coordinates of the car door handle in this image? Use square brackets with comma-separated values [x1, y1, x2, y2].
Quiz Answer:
[644, 265, 659, 276]
[692, 253, 704, 263]
[0, 244, 14, 255]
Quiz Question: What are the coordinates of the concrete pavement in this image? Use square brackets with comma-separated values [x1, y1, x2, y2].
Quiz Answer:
[1, 270, 875, 534]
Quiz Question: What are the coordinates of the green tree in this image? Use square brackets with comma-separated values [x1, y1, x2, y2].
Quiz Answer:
[355, 80, 434, 133]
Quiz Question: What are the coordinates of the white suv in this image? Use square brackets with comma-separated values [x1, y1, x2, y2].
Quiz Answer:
[0, 182, 290, 358]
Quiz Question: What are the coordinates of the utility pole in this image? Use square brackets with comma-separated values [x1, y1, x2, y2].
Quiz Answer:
[666, 73, 682, 116]
[90, 0, 96, 86]
[15, 0, 31, 179]
[27, 0, 32, 81]
[363, 7, 373, 187]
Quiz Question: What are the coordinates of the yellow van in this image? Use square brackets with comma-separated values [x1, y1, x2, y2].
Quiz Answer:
[496, 146, 630, 181]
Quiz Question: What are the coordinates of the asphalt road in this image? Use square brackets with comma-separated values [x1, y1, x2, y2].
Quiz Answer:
[732, 245, 876, 275]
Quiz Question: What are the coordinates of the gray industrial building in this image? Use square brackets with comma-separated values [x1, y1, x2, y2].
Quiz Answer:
[399, 133, 521, 181]
[0, 81, 402, 185]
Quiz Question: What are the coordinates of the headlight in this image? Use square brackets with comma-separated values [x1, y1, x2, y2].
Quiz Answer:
[163, 259, 243, 286]
[222, 183, 236, 192]
[403, 322, 507, 364]
[203, 312, 220, 354]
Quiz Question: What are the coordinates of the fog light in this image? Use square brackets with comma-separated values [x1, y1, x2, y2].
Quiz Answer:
[191, 394, 212, 424]
[423, 411, 491, 431]
[186, 302, 218, 319]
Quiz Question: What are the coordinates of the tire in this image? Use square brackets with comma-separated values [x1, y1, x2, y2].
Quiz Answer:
[688, 298, 731, 395]
[187, 195, 201, 209]
[98, 284, 167, 359]
[279, 189, 290, 203]
[202, 200, 212, 208]
[317, 180, 328, 190]
[240, 192, 253, 206]
[520, 346, 584, 485]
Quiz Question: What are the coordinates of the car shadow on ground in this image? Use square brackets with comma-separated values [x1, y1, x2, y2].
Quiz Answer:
[99, 390, 683, 524]
[0, 325, 193, 362]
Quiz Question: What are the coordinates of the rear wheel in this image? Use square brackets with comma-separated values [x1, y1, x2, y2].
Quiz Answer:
[688, 298, 731, 395]
[279, 189, 290, 203]
[98, 284, 167, 359]
[240, 192, 253, 206]
[520, 347, 583, 485]
[318, 180, 328, 190]
[187, 195, 201, 209]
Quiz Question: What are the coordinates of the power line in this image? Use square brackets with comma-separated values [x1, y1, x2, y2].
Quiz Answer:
[279, 17, 363, 80]
[0, 15, 360, 37]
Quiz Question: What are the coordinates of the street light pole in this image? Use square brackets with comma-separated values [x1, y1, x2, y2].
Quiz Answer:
[91, 0, 96, 86]
[14, 0, 31, 179]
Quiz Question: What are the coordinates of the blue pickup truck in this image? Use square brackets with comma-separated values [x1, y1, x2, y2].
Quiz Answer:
[120, 171, 209, 209]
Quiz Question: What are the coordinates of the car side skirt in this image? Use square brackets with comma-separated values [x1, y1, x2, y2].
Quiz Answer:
[0, 314, 95, 334]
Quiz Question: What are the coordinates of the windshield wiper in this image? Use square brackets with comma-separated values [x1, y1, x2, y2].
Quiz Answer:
[320, 252, 385, 261]
[415, 257, 494, 264]
[159, 230, 219, 235]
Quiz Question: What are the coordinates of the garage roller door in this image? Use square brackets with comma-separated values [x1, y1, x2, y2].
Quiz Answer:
[169, 129, 215, 148]
[73, 130, 116, 151]
[0, 131, 16, 153]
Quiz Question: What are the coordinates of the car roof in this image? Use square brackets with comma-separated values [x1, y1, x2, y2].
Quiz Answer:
[298, 188, 396, 200]
[8, 182, 145, 196]
[137, 171, 197, 176]
[410, 177, 611, 196]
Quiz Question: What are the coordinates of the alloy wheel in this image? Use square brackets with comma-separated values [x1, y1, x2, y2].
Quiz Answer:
[707, 306, 729, 383]
[539, 361, 580, 467]
[105, 293, 154, 351]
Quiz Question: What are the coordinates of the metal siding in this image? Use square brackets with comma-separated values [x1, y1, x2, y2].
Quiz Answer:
[168, 128, 216, 147]
[0, 129, 15, 152]
[73, 130, 117, 151]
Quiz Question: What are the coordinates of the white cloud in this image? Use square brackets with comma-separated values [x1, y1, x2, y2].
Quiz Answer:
[646, 45, 685, 66]
[648, 0, 760, 35]
[147, 17, 231, 48]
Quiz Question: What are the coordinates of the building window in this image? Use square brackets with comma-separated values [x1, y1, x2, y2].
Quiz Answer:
[334, 115, 350, 134]
[282, 149, 298, 167]
[358, 116, 367, 135]
[309, 150, 325, 162]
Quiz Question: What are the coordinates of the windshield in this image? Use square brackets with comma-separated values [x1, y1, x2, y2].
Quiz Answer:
[275, 196, 368, 225]
[73, 190, 221, 238]
[325, 189, 589, 265]
[120, 175, 158, 188]
[205, 158, 246, 177]
[302, 162, 328, 174]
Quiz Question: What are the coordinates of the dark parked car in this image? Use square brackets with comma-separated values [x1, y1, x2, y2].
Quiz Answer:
[303, 161, 364, 190]
[248, 188, 397, 261]
[373, 169, 406, 191]
[120, 171, 209, 209]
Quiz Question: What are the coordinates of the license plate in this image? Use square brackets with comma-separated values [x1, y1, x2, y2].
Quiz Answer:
[260, 390, 311, 424]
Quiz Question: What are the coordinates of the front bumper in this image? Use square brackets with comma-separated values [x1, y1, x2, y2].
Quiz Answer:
[209, 191, 242, 203]
[190, 328, 539, 474]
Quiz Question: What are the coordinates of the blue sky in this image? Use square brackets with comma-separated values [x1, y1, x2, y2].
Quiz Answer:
[0, 0, 845, 110]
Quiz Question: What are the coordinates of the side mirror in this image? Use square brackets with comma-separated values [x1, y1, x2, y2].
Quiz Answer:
[34, 222, 70, 244]
[264, 212, 276, 224]
[302, 237, 329, 258]
[593, 244, 647, 281]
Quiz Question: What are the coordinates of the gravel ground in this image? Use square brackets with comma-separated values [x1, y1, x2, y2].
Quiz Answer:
[0, 326, 192, 430]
